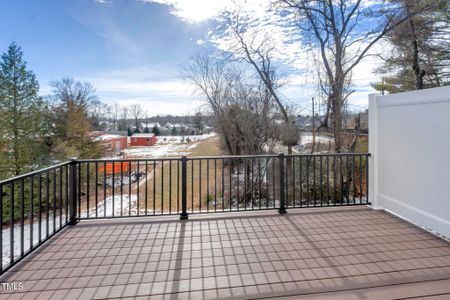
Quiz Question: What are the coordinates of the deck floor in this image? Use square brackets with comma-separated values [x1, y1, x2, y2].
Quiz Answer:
[1, 207, 449, 299]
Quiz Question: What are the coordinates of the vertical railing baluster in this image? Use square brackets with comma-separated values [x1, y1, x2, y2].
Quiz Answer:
[359, 155, 363, 204]
[191, 160, 194, 213]
[306, 157, 310, 207]
[137, 161, 140, 215]
[236, 159, 240, 210]
[112, 162, 115, 216]
[278, 153, 286, 214]
[199, 160, 201, 212]
[29, 176, 34, 249]
[168, 160, 171, 214]
[353, 155, 356, 204]
[53, 169, 56, 232]
[153, 161, 156, 215]
[272, 157, 275, 208]
[292, 157, 295, 207]
[180, 156, 188, 220]
[46, 171, 49, 237]
[177, 159, 179, 213]
[251, 159, 254, 210]
[77, 164, 81, 218]
[327, 156, 330, 206]
[59, 167, 62, 227]
[313, 156, 316, 207]
[95, 162, 98, 218]
[128, 160, 131, 216]
[258, 158, 262, 210]
[0, 184, 3, 270]
[347, 155, 350, 205]
[68, 159, 78, 225]
[366, 154, 369, 204]
[87, 163, 90, 218]
[38, 173, 42, 241]
[206, 159, 209, 212]
[214, 159, 217, 212]
[10, 182, 14, 264]
[146, 161, 149, 215]
[333, 155, 337, 206]
[161, 160, 164, 214]
[65, 166, 68, 223]
[244, 159, 247, 210]
[299, 156, 302, 207]
[221, 159, 224, 211]
[320, 156, 323, 206]
[20, 179, 24, 256]
[229, 159, 232, 211]
[120, 161, 123, 217]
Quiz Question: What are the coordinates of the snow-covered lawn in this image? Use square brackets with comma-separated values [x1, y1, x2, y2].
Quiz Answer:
[124, 133, 216, 158]
[300, 133, 333, 145]
[157, 133, 215, 144]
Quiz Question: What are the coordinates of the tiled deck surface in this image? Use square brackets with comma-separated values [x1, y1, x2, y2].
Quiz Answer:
[1, 207, 449, 299]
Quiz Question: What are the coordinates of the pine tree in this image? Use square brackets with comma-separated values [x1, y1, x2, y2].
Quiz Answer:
[171, 126, 177, 136]
[49, 78, 104, 160]
[192, 111, 204, 135]
[373, 0, 450, 93]
[151, 125, 160, 136]
[0, 42, 48, 177]
[127, 127, 133, 136]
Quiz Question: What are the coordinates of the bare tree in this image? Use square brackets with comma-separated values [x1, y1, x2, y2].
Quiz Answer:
[220, 8, 299, 154]
[129, 104, 144, 132]
[184, 51, 279, 155]
[108, 103, 121, 131]
[119, 107, 128, 131]
[278, 0, 413, 152]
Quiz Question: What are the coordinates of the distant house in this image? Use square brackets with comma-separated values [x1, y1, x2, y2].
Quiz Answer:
[93, 134, 128, 153]
[130, 133, 157, 146]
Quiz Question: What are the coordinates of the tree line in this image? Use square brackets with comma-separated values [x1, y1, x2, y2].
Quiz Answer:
[186, 0, 449, 156]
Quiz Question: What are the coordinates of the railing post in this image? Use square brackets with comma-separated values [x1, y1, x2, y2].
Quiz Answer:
[278, 153, 287, 214]
[180, 156, 188, 220]
[68, 158, 78, 225]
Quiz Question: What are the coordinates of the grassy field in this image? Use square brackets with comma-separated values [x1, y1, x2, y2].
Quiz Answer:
[79, 136, 230, 215]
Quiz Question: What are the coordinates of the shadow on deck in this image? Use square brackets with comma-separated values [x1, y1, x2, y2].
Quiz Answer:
[1, 207, 449, 299]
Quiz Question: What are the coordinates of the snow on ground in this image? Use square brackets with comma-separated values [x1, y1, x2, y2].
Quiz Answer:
[157, 133, 215, 144]
[124, 144, 190, 158]
[124, 133, 216, 158]
[80, 194, 143, 218]
[300, 133, 333, 145]
[1, 193, 145, 268]
[2, 212, 66, 268]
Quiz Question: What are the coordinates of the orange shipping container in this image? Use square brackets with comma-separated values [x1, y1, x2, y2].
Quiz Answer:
[98, 162, 130, 175]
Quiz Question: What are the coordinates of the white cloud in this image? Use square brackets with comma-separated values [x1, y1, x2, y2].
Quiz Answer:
[141, 0, 229, 22]
[142, 0, 387, 111]
[79, 69, 204, 115]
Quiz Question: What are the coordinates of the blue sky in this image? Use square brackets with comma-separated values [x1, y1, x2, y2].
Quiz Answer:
[0, 0, 377, 115]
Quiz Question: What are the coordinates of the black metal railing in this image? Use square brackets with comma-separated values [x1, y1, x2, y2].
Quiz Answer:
[0, 152, 369, 274]
[0, 162, 72, 274]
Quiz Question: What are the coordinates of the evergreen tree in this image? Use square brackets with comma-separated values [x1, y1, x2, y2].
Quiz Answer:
[192, 111, 204, 135]
[151, 125, 160, 136]
[144, 126, 150, 133]
[171, 126, 177, 136]
[49, 78, 104, 159]
[0, 42, 48, 177]
[373, 0, 450, 93]
[127, 127, 133, 136]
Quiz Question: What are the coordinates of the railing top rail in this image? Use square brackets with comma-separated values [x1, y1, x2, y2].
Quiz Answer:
[0, 161, 71, 186]
[76, 157, 182, 163]
[76, 152, 370, 163]
[287, 152, 371, 158]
